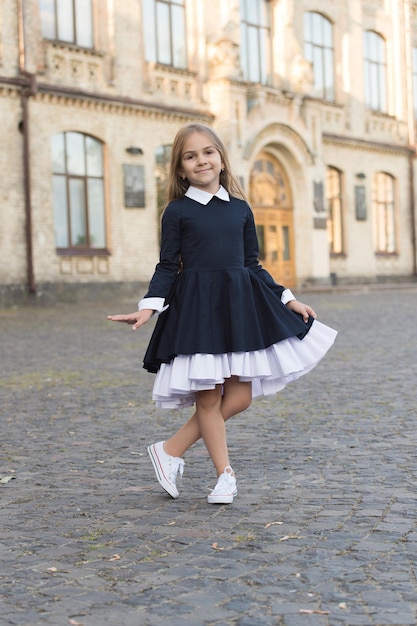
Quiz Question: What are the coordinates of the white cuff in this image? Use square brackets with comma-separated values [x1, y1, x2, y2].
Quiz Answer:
[281, 288, 296, 304]
[138, 297, 169, 317]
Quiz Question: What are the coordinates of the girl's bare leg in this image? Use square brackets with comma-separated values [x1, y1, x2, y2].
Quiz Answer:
[193, 386, 229, 475]
[164, 377, 252, 463]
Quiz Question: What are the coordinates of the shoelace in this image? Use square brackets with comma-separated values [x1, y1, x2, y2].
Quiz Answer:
[169, 457, 185, 484]
[213, 470, 235, 493]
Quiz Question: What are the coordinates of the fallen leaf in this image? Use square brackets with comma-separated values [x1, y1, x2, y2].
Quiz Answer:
[166, 521, 176, 526]
[338, 602, 347, 610]
[299, 609, 330, 615]
[47, 567, 58, 573]
[211, 542, 224, 551]
[280, 534, 302, 542]
[264, 521, 284, 529]
[109, 554, 121, 561]
[0, 476, 16, 484]
[68, 620, 84, 626]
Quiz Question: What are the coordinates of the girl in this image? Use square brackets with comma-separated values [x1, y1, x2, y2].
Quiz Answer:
[107, 123, 337, 504]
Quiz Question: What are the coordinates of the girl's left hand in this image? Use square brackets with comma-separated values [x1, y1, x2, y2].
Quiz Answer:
[286, 299, 317, 323]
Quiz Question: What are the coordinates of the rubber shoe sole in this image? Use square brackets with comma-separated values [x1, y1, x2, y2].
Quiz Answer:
[207, 487, 237, 504]
[147, 444, 179, 499]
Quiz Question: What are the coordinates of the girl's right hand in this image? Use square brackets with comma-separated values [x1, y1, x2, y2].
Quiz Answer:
[107, 309, 154, 330]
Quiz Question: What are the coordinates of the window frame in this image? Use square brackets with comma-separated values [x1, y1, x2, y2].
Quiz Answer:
[39, 0, 94, 48]
[142, 0, 188, 69]
[51, 131, 108, 255]
[372, 172, 397, 254]
[326, 166, 344, 255]
[240, 0, 272, 85]
[363, 30, 387, 113]
[303, 11, 335, 101]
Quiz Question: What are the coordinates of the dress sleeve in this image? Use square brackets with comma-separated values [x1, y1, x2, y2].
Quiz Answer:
[142, 203, 182, 303]
[244, 203, 294, 302]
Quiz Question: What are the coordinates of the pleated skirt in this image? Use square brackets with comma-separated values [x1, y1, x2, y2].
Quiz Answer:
[152, 319, 337, 409]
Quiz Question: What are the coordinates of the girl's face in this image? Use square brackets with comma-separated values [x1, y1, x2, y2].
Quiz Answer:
[179, 132, 224, 194]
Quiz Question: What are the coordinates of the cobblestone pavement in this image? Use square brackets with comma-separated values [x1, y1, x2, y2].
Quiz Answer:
[1, 288, 417, 626]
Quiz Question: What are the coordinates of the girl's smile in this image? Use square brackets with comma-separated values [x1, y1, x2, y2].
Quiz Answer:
[180, 131, 224, 194]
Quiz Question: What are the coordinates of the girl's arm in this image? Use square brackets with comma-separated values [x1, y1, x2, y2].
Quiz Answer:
[107, 308, 154, 330]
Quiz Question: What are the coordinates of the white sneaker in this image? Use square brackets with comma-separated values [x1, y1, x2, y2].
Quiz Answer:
[147, 441, 184, 499]
[207, 466, 237, 504]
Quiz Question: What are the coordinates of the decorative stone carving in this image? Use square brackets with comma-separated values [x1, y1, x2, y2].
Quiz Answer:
[290, 55, 314, 94]
[207, 38, 241, 80]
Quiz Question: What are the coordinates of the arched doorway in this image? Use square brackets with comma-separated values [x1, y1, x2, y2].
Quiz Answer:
[249, 152, 296, 287]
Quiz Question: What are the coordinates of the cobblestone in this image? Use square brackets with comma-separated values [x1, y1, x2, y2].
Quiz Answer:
[1, 288, 417, 625]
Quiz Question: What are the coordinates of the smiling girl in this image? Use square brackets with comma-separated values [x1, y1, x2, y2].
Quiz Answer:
[108, 123, 337, 504]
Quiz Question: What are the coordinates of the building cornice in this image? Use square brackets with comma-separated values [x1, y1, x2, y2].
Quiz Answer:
[323, 132, 416, 156]
[0, 74, 214, 122]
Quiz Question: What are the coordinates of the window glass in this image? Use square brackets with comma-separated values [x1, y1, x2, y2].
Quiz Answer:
[57, 0, 74, 42]
[39, 0, 93, 47]
[172, 4, 187, 68]
[246, 0, 258, 23]
[156, 1, 171, 65]
[75, 0, 93, 47]
[304, 12, 334, 100]
[87, 180, 106, 248]
[51, 132, 106, 250]
[240, 0, 271, 84]
[373, 173, 395, 253]
[143, 0, 187, 68]
[69, 178, 87, 246]
[282, 226, 290, 261]
[39, 0, 55, 38]
[86, 136, 103, 177]
[51, 133, 66, 173]
[364, 31, 386, 112]
[66, 133, 86, 176]
[53, 175, 68, 247]
[326, 167, 344, 254]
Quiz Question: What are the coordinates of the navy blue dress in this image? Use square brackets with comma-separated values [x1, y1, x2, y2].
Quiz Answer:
[142, 194, 314, 374]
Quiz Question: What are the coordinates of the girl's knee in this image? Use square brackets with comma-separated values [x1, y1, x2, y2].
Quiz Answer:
[241, 395, 252, 412]
[196, 387, 222, 412]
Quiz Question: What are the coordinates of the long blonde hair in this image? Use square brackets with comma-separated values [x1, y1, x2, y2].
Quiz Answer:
[165, 123, 246, 206]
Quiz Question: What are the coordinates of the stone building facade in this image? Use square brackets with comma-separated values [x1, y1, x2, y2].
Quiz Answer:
[1, 0, 417, 302]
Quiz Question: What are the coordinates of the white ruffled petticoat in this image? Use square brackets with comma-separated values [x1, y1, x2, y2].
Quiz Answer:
[152, 320, 337, 409]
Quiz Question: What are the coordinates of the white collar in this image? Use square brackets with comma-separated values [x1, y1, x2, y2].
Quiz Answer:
[185, 185, 230, 205]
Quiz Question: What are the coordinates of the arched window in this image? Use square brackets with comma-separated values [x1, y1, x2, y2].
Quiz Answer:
[142, 0, 187, 69]
[304, 12, 334, 100]
[326, 167, 344, 254]
[240, 0, 272, 84]
[51, 132, 106, 251]
[364, 31, 387, 112]
[39, 0, 93, 48]
[373, 172, 396, 253]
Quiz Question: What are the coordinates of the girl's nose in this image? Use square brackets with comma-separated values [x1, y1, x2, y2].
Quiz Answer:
[197, 152, 207, 164]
